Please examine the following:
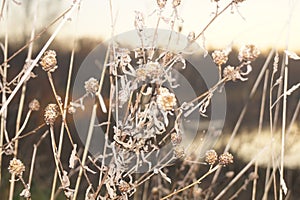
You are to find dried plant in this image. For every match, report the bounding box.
[0,0,299,200]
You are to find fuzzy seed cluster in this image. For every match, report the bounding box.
[44,104,59,126]
[8,158,25,176]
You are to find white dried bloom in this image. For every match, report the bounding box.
[84,77,99,94]
[44,104,59,126]
[146,61,164,77]
[238,44,260,62]
[68,105,76,114]
[8,158,25,177]
[29,99,40,111]
[40,50,58,72]
[157,87,177,111]
[223,65,247,81]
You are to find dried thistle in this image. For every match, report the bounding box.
[212,50,228,66]
[44,104,59,126]
[84,77,99,94]
[157,87,177,111]
[28,99,40,111]
[205,150,218,165]
[219,152,234,166]
[238,44,260,62]
[40,50,58,72]
[8,158,25,177]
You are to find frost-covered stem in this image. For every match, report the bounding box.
[49,126,63,185]
[47,72,74,145]
[73,103,97,200]
[279,67,288,200]
[50,6,79,199]
[0,0,9,186]
[0,0,81,115]
[194,1,234,41]
[162,165,220,200]
[252,70,269,200]
[14,110,32,139]
[28,131,49,187]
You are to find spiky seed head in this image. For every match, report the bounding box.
[40,50,58,72]
[8,158,25,177]
[44,104,59,126]
[219,152,234,166]
[212,50,228,66]
[205,149,218,165]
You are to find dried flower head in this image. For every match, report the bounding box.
[40,50,58,72]
[172,0,181,7]
[84,77,99,94]
[8,158,25,176]
[157,0,167,9]
[157,87,177,111]
[118,180,130,193]
[173,145,185,158]
[238,44,260,62]
[20,188,31,198]
[223,65,247,81]
[68,105,76,114]
[212,50,228,66]
[44,104,59,126]
[205,149,218,165]
[28,99,40,111]
[171,132,182,145]
[219,152,234,166]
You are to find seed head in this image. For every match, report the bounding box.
[157,0,167,9]
[157,87,177,111]
[8,158,25,177]
[118,180,130,193]
[84,77,99,94]
[212,50,228,66]
[238,44,260,62]
[173,145,185,159]
[44,104,59,126]
[28,99,40,111]
[172,0,181,7]
[40,50,58,72]
[205,150,218,165]
[171,132,182,145]
[219,152,234,166]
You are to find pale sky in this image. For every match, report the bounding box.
[1,0,300,51]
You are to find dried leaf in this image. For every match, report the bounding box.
[20,187,31,198]
[159,169,172,183]
[69,144,77,169]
